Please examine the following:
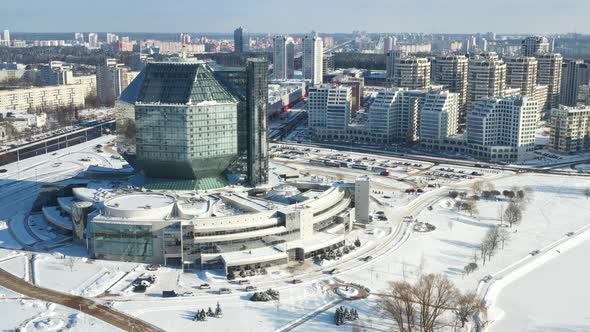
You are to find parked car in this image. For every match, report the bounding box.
[238,279,250,285]
[133,285,147,293]
[0,169,6,173]
[218,288,232,294]
[328,268,340,275]
[363,256,373,262]
[146,264,161,271]
[162,290,177,298]
[481,275,493,283]
[245,285,257,292]
[292,279,303,284]
[199,283,211,289]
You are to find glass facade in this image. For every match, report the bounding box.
[90,222,154,261]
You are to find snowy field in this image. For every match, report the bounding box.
[487,230,590,331]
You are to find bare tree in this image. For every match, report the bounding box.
[483,226,500,261]
[503,202,523,228]
[484,181,496,192]
[463,262,478,276]
[65,256,76,272]
[413,274,458,332]
[378,280,418,332]
[471,181,483,195]
[498,227,511,249]
[454,292,485,328]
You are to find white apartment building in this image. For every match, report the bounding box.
[431,55,468,112]
[466,96,537,161]
[389,56,430,89]
[303,31,323,85]
[88,33,99,48]
[466,52,506,112]
[505,56,538,96]
[419,91,460,142]
[577,85,590,106]
[308,85,352,139]
[72,75,97,98]
[536,53,563,109]
[0,85,86,111]
[549,105,590,154]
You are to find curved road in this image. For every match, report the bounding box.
[0,267,163,332]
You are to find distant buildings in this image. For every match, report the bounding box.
[87,33,99,48]
[549,105,590,154]
[0,85,86,111]
[273,35,291,80]
[521,36,550,57]
[0,29,10,46]
[39,61,74,86]
[303,31,324,85]
[74,32,84,45]
[96,58,130,106]
[233,27,249,53]
[560,60,590,106]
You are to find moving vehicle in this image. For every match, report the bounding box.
[218,288,232,294]
[199,283,211,289]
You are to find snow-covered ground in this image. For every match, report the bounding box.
[487,228,590,331]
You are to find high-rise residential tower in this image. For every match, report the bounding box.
[303,31,323,85]
[96,58,130,105]
[560,60,590,106]
[536,53,563,109]
[505,56,538,96]
[233,27,249,53]
[466,52,506,112]
[389,56,430,89]
[431,55,469,113]
[273,35,288,80]
[521,36,550,56]
[286,38,295,79]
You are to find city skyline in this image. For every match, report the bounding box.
[2,0,590,34]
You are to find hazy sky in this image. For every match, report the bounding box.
[2,0,589,34]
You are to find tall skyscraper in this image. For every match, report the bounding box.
[383,35,394,54]
[431,55,469,113]
[389,56,431,89]
[303,31,323,85]
[245,59,269,185]
[286,37,295,79]
[74,32,84,45]
[536,53,563,109]
[233,27,249,53]
[273,35,288,80]
[560,60,590,106]
[466,52,506,112]
[2,29,10,44]
[505,56,538,96]
[88,33,99,48]
[96,58,130,105]
[521,36,550,56]
[106,33,119,44]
